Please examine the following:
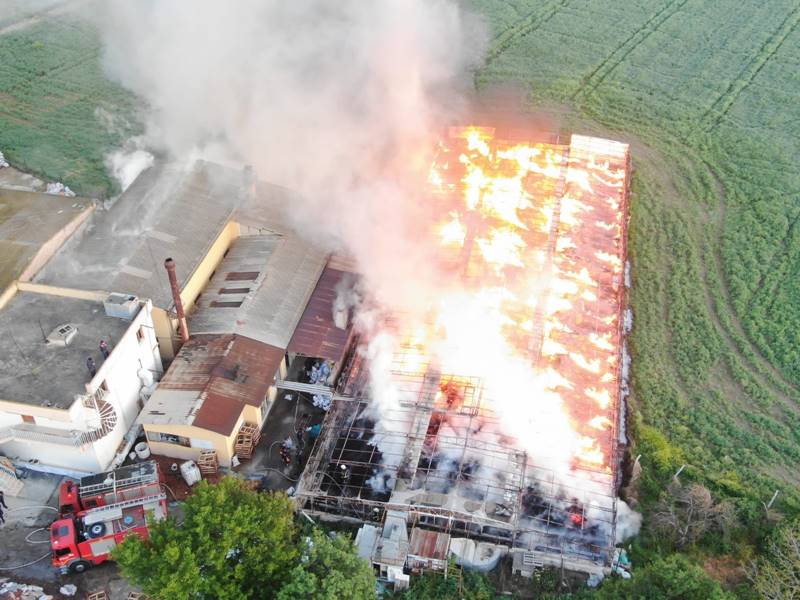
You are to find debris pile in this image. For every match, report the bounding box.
[0,578,52,600]
[45,182,76,197]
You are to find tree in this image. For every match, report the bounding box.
[395,563,496,600]
[114,477,298,600]
[749,519,800,599]
[651,479,736,548]
[276,529,375,600]
[593,554,734,600]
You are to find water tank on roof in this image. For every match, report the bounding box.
[103,293,139,319]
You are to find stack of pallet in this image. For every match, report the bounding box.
[197,450,219,474]
[234,422,261,460]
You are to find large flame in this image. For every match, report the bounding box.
[381,127,628,478]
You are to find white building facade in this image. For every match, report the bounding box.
[0,293,163,474]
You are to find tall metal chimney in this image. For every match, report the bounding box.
[164,258,189,343]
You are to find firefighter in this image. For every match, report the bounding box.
[86,356,97,377]
[279,441,292,467]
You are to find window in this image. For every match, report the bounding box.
[136,326,145,342]
[21,415,35,424]
[225,271,259,281]
[146,431,191,447]
[100,380,109,392]
[210,300,243,308]
[219,287,250,294]
[260,397,269,419]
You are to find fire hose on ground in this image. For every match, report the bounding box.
[0,505,57,571]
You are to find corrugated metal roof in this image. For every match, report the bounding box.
[287,266,352,362]
[408,528,450,561]
[148,334,284,435]
[189,232,327,349]
[36,161,243,308]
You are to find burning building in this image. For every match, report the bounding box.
[296,127,631,576]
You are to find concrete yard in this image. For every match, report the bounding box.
[238,389,327,493]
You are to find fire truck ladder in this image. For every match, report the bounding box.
[78,473,159,497]
[83,493,166,523]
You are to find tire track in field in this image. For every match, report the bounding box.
[572,0,690,101]
[700,158,800,400]
[483,0,571,67]
[700,4,800,132]
[744,210,800,311]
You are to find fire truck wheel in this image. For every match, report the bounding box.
[70,560,91,574]
[88,522,107,538]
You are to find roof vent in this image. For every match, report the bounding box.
[104,292,139,319]
[46,324,78,347]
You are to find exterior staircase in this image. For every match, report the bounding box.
[78,388,119,447]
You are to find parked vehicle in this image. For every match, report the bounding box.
[50,461,167,574]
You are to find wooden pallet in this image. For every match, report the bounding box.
[234,422,260,460]
[197,450,218,474]
[87,591,109,600]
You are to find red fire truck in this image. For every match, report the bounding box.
[50,461,167,574]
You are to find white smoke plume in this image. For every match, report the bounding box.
[96,1,636,548]
[96,0,485,314]
[615,500,643,543]
[105,143,154,193]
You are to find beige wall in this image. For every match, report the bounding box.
[0,281,18,312]
[142,420,242,467]
[16,281,107,301]
[181,220,240,314]
[18,205,94,282]
[151,220,240,359]
[151,307,177,360]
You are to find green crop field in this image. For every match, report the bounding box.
[468,0,800,567]
[0,13,140,197]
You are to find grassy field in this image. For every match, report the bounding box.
[469,0,800,555]
[0,13,140,197]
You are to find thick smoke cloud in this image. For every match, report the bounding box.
[97,0,485,312]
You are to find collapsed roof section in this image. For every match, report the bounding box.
[298,130,631,573]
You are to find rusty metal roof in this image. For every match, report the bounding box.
[287,266,353,363]
[157,334,284,435]
[408,528,450,561]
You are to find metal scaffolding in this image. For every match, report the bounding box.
[296,131,632,574]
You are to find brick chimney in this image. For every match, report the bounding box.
[164,258,189,343]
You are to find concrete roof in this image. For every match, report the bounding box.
[189,232,327,349]
[35,161,244,308]
[0,290,132,409]
[136,389,201,428]
[140,334,284,436]
[0,188,91,291]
